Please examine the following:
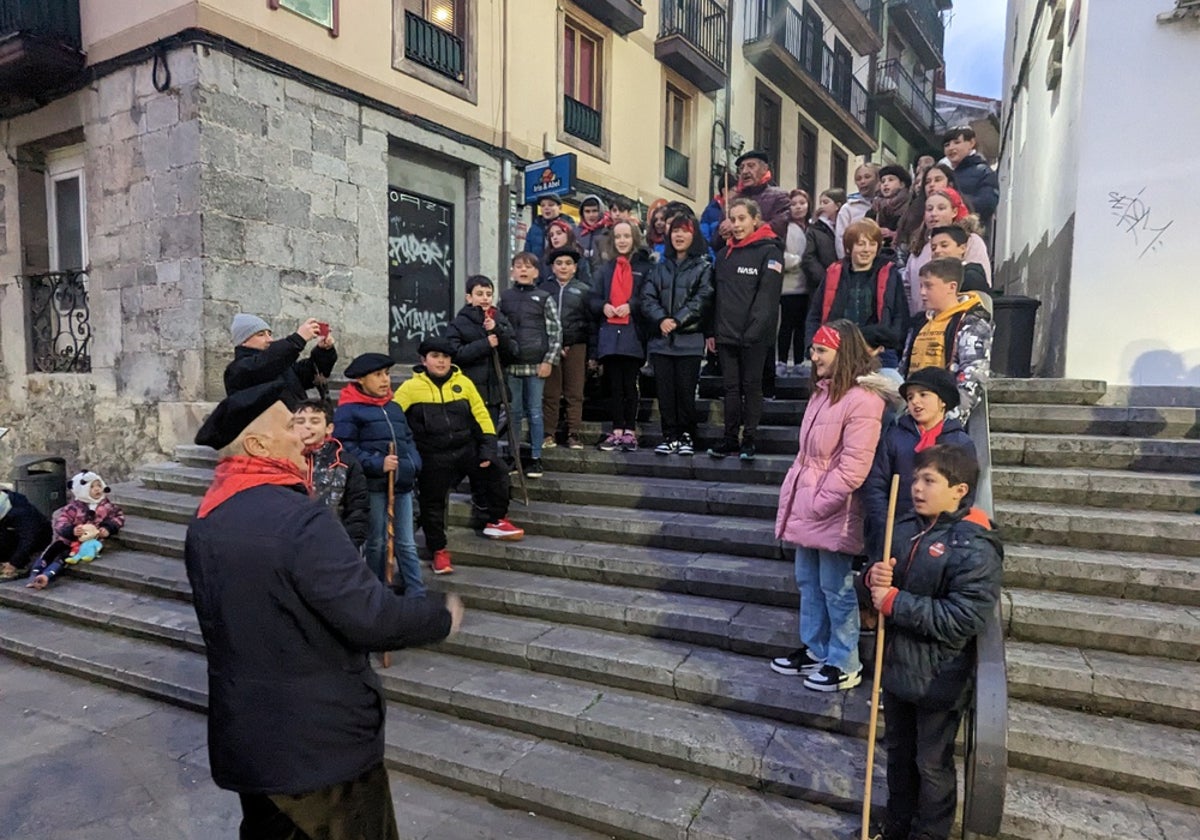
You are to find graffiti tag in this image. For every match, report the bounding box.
[390,303,447,343]
[389,234,451,274]
[1107,188,1173,259]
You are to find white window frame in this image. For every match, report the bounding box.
[45,145,88,272]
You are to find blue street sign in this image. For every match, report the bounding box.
[523,153,577,204]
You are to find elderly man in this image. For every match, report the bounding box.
[185,381,462,840]
[708,150,791,250]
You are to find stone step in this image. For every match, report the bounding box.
[996,501,1200,556]
[568,422,801,455]
[115,482,200,522]
[136,462,214,497]
[992,465,1200,513]
[1006,588,1200,661]
[991,432,1200,473]
[988,378,1107,405]
[990,403,1200,439]
[698,374,810,402]
[117,514,187,558]
[1004,543,1200,607]
[535,448,795,485]
[1006,640,1200,728]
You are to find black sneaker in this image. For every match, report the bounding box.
[803,664,863,692]
[525,458,544,479]
[676,433,695,456]
[707,440,738,459]
[739,442,756,461]
[769,648,824,676]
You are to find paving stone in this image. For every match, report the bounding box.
[523,623,692,697]
[687,783,856,840]
[759,725,884,808]
[434,610,555,669]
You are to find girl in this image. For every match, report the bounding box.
[777,189,811,376]
[646,199,669,257]
[801,188,844,298]
[903,187,991,315]
[540,219,591,287]
[590,220,654,451]
[26,471,126,590]
[772,321,896,691]
[895,163,958,263]
[708,198,784,461]
[641,214,714,456]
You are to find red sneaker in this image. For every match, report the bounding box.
[431,549,454,575]
[482,518,525,541]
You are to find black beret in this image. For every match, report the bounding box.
[195,381,291,451]
[344,352,396,379]
[879,164,913,188]
[546,247,580,264]
[900,366,960,410]
[418,336,456,358]
[735,149,771,167]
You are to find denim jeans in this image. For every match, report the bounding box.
[794,545,861,674]
[366,489,423,596]
[507,373,546,457]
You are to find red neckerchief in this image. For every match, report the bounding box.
[725,223,778,256]
[337,381,393,407]
[914,419,946,453]
[198,456,309,519]
[608,256,633,325]
[579,212,612,235]
[738,169,775,192]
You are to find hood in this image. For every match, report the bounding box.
[70,471,110,510]
[925,290,991,322]
[856,370,903,407]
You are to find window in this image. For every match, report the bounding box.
[426,0,458,32]
[267,0,339,37]
[46,148,87,271]
[753,82,781,169]
[564,21,602,110]
[796,122,817,198]
[664,85,691,187]
[830,145,848,192]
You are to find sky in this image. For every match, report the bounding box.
[942,0,1007,99]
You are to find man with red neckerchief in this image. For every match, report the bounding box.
[707,150,791,251]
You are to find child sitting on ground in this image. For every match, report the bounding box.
[864,444,1002,840]
[27,471,125,590]
[294,399,370,551]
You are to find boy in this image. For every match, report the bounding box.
[0,489,52,580]
[224,314,337,403]
[865,444,1002,840]
[835,163,879,259]
[498,252,561,479]
[867,164,912,250]
[396,337,524,574]
[576,194,614,275]
[901,258,994,424]
[928,226,989,294]
[26,471,125,591]
[943,126,999,231]
[539,248,592,450]
[446,275,519,426]
[333,354,425,587]
[526,194,572,258]
[293,399,370,550]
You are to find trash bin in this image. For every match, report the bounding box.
[990,294,1041,378]
[12,455,67,520]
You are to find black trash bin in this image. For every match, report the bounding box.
[12,455,68,520]
[990,294,1041,378]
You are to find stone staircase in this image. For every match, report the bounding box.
[1,377,1198,838]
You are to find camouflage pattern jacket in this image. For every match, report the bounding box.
[304,438,370,547]
[901,292,994,426]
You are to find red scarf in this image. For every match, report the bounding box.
[725,223,778,256]
[608,256,633,324]
[579,212,612,235]
[337,382,393,406]
[197,456,309,519]
[914,419,945,453]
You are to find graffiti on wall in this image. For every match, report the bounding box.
[388,188,454,360]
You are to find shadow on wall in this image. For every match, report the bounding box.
[994,213,1075,378]
[1128,348,1200,387]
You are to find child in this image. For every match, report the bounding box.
[540,248,592,450]
[333,354,425,587]
[498,252,561,479]
[224,314,337,403]
[397,337,524,573]
[864,444,1002,840]
[927,225,990,295]
[801,187,844,297]
[0,489,52,581]
[294,399,370,550]
[943,125,999,231]
[446,275,520,427]
[26,471,125,590]
[867,164,912,252]
[902,187,991,317]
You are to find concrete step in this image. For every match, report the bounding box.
[990,403,1200,439]
[115,482,201,522]
[991,431,1200,473]
[117,515,186,558]
[1004,543,1200,607]
[1006,640,1200,728]
[136,462,213,497]
[988,378,1107,405]
[995,500,1200,557]
[1006,588,1200,661]
[992,465,1200,513]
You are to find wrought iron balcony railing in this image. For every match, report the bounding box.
[658,0,727,71]
[564,95,602,147]
[664,146,690,187]
[404,10,465,82]
[0,0,82,48]
[875,58,940,132]
[23,269,91,373]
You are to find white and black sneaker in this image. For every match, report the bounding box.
[676,433,695,456]
[803,664,863,692]
[769,648,824,676]
[654,438,678,455]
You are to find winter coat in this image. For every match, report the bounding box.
[540,251,592,288]
[953,153,999,226]
[862,413,975,561]
[525,214,575,258]
[900,292,995,424]
[775,373,896,553]
[223,334,337,404]
[185,482,452,794]
[0,490,52,565]
[395,365,499,464]
[577,221,614,276]
[499,282,561,367]
[904,236,992,316]
[805,257,909,353]
[707,182,791,250]
[640,254,714,358]
[834,195,872,259]
[50,498,125,545]
[699,195,725,259]
[781,222,808,295]
[540,275,594,348]
[864,507,1003,709]
[712,227,784,347]
[801,218,838,296]
[589,251,653,360]
[445,304,519,406]
[333,385,421,494]
[304,438,371,547]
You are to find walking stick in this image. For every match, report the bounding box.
[861,473,901,840]
[492,347,530,506]
[382,442,396,669]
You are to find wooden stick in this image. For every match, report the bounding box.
[861,473,901,840]
[383,442,396,669]
[492,346,529,506]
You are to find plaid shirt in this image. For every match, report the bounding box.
[506,296,562,377]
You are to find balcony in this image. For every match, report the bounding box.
[872,58,945,147]
[24,269,91,373]
[0,0,85,116]
[564,95,602,147]
[664,146,690,187]
[404,10,465,82]
[655,0,727,93]
[572,0,644,35]
[889,0,946,69]
[743,0,876,155]
[813,0,883,55]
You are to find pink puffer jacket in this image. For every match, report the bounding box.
[776,373,895,554]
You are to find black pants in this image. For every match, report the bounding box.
[651,354,702,441]
[882,691,965,840]
[603,356,642,430]
[238,762,399,840]
[777,294,810,365]
[717,343,769,445]
[418,449,510,550]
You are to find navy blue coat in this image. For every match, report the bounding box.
[333,388,422,494]
[185,483,452,794]
[953,152,999,226]
[0,489,52,568]
[588,252,653,360]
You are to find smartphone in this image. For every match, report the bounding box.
[317,321,330,337]
[485,307,497,320]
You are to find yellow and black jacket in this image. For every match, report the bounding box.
[394,365,498,463]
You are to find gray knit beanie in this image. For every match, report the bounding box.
[231,313,271,346]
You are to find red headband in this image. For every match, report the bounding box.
[671,219,695,233]
[813,324,842,351]
[931,187,969,222]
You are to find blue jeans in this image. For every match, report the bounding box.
[794,545,861,674]
[367,489,423,596]
[507,374,545,457]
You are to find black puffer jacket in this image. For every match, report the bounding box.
[224,334,337,403]
[540,276,593,348]
[446,304,518,406]
[953,152,999,225]
[640,254,714,357]
[499,282,557,366]
[801,218,838,295]
[865,508,1003,710]
[395,366,499,464]
[711,227,784,347]
[0,489,52,568]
